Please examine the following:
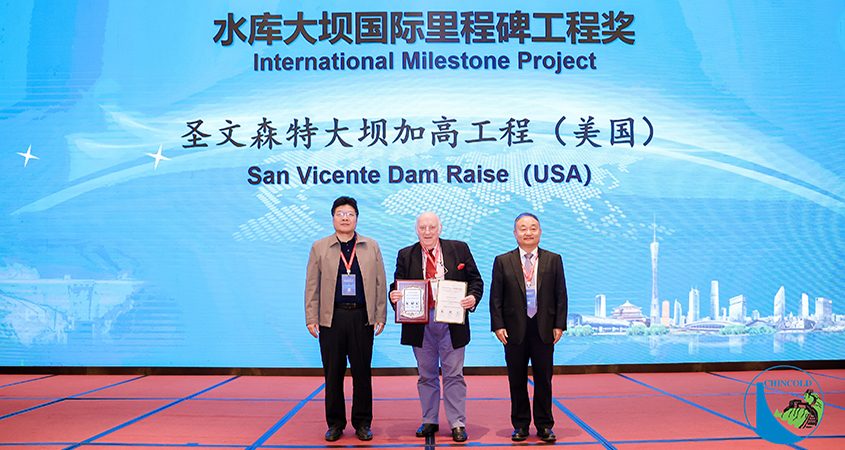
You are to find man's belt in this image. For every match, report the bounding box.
[335,302,364,310]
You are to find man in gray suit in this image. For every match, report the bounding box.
[305,196,387,442]
[490,213,568,443]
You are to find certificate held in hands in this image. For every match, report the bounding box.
[395,279,429,324]
[434,279,468,325]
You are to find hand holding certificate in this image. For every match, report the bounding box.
[434,279,468,324]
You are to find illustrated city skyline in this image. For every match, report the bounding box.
[572,220,841,334]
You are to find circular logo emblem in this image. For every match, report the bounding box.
[743,365,824,445]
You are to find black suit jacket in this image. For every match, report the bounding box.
[390,239,484,349]
[490,247,568,345]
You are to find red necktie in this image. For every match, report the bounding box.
[426,248,436,309]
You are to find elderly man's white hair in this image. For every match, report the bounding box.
[415,211,442,229]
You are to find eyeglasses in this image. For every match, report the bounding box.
[334,211,357,218]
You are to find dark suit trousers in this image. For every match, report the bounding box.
[319,307,374,429]
[504,316,554,430]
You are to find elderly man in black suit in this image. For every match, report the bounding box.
[389,212,483,442]
[490,212,568,443]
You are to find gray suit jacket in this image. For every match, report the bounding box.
[305,233,387,327]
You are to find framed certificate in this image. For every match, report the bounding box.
[434,279,467,324]
[395,279,429,324]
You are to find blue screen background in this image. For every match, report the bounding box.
[1,1,843,367]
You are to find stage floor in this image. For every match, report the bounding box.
[0,370,841,449]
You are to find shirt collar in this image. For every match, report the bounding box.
[518,246,538,260]
[332,232,359,247]
[420,240,440,255]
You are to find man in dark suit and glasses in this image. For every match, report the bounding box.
[490,213,568,443]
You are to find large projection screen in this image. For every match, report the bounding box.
[1,1,843,368]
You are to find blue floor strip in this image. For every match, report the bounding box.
[1,373,838,449]
[0,397,68,421]
[0,444,75,447]
[6,435,840,449]
[64,376,239,450]
[194,397,306,402]
[260,445,444,449]
[442,443,605,448]
[0,375,146,421]
[610,434,845,445]
[618,373,753,429]
[4,436,844,448]
[707,372,845,411]
[614,436,764,444]
[68,397,301,402]
[68,397,185,401]
[13,390,815,402]
[246,383,325,450]
[261,444,598,449]
[809,371,845,382]
[83,444,243,448]
[551,398,615,449]
[617,373,806,450]
[527,378,614,449]
[0,374,55,389]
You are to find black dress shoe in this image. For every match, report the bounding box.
[537,427,557,443]
[451,426,467,442]
[511,427,529,442]
[416,423,439,437]
[355,425,373,441]
[325,426,343,442]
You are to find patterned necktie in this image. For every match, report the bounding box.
[426,248,436,309]
[525,252,537,318]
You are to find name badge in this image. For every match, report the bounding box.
[526,288,537,310]
[341,274,357,296]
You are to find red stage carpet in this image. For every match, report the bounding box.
[0,371,841,449]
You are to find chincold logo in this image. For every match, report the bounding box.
[743,365,825,445]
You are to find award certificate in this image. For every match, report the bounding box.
[434,280,467,324]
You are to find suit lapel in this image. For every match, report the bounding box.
[535,247,544,294]
[409,242,424,279]
[509,249,526,296]
[440,239,457,279]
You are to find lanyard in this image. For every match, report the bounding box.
[338,238,357,275]
[423,245,440,280]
